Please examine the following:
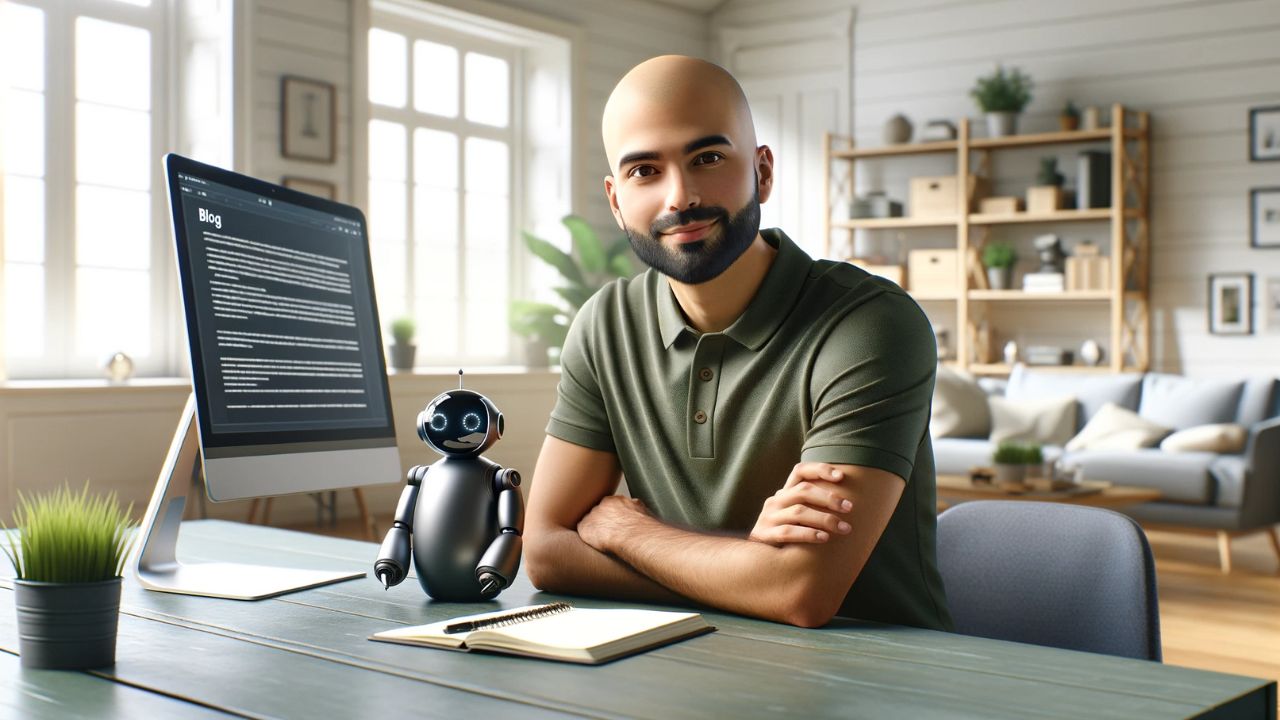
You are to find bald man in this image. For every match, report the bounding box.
[524,56,951,630]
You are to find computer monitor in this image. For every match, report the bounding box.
[133,154,402,600]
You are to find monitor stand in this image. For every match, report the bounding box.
[134,395,365,600]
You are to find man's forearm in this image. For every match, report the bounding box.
[525,526,687,605]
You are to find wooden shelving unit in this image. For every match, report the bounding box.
[823,103,1151,375]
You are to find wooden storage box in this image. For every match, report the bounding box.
[909,175,990,218]
[1026,186,1065,214]
[978,196,1024,215]
[852,262,906,288]
[907,249,959,294]
[1065,254,1111,291]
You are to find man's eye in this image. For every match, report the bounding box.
[693,152,724,166]
[627,165,657,178]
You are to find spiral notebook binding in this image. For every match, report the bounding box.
[470,602,573,631]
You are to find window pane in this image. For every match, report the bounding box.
[464,137,508,194]
[465,191,508,248]
[77,102,150,190]
[464,52,509,128]
[4,262,44,359]
[76,17,150,111]
[464,189,508,358]
[463,298,507,358]
[4,175,45,263]
[413,128,457,190]
[76,267,150,358]
[368,120,406,182]
[4,89,45,177]
[413,40,458,118]
[370,237,406,324]
[2,3,45,91]
[414,187,458,300]
[77,185,150,270]
[368,29,407,108]
[367,179,406,242]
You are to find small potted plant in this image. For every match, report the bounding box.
[1060,101,1080,131]
[3,484,136,669]
[992,441,1042,486]
[982,242,1017,290]
[969,64,1033,138]
[388,316,416,371]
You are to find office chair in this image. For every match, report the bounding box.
[937,500,1162,661]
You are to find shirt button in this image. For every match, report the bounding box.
[693,410,708,424]
[698,367,714,382]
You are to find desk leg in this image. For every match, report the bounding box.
[1217,531,1232,574]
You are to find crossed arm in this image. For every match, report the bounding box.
[523,436,906,628]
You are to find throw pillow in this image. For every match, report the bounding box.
[988,395,1077,446]
[1160,423,1248,454]
[931,365,991,439]
[1065,402,1172,452]
[1138,374,1245,431]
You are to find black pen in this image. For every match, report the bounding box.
[444,602,572,634]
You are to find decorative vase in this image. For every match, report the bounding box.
[1002,340,1019,366]
[883,114,913,144]
[523,338,550,368]
[1059,116,1079,132]
[993,463,1027,486]
[987,266,1012,290]
[15,577,122,669]
[389,343,416,371]
[985,111,1018,137]
[1081,106,1101,130]
[1080,339,1104,366]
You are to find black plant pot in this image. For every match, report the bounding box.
[389,343,416,371]
[15,577,122,669]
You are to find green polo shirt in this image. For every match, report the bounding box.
[546,228,952,631]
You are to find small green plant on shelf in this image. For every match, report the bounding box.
[982,242,1017,269]
[390,317,416,346]
[969,65,1033,114]
[992,441,1043,466]
[2,484,136,584]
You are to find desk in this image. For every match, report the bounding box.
[936,474,1163,508]
[2,520,1274,719]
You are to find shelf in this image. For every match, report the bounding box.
[969,128,1113,150]
[834,217,957,230]
[969,208,1113,225]
[968,363,1123,376]
[968,290,1112,302]
[912,293,960,302]
[832,140,958,159]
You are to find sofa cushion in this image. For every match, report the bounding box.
[989,395,1077,446]
[1006,364,1142,431]
[1159,423,1247,454]
[1238,376,1278,426]
[1065,403,1171,452]
[931,438,1063,476]
[1138,373,1244,431]
[1062,449,1217,504]
[931,365,991,439]
[1209,455,1248,508]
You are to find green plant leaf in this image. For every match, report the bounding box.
[606,240,635,277]
[562,215,606,275]
[523,231,585,286]
[3,482,136,583]
[554,285,596,310]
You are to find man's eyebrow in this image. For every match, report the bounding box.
[617,150,660,169]
[616,135,734,171]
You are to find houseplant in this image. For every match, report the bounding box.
[992,441,1043,486]
[982,242,1017,290]
[3,484,136,669]
[969,65,1033,137]
[388,316,416,371]
[1059,101,1080,131]
[510,215,635,366]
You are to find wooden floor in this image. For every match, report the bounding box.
[281,515,1280,690]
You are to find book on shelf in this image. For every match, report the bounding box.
[1023,272,1065,292]
[369,602,714,665]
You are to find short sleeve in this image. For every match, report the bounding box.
[545,292,616,452]
[800,288,936,481]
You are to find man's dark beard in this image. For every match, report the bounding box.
[623,190,761,285]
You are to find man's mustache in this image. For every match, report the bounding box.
[650,206,728,235]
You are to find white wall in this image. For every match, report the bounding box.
[714,0,1280,376]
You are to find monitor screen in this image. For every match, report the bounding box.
[165,154,398,480]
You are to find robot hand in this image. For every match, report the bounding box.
[373,465,425,589]
[475,468,523,598]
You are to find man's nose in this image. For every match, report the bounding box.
[665,170,700,212]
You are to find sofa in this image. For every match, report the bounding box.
[931,364,1280,572]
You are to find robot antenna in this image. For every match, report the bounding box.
[458,369,464,389]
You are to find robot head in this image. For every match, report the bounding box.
[417,389,503,457]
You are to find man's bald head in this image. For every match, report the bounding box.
[602,55,757,172]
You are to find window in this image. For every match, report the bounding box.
[2,0,170,378]
[366,3,572,366]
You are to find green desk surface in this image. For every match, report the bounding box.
[1,520,1274,719]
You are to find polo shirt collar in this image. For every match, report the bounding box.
[655,228,810,351]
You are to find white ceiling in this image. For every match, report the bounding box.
[646,0,729,14]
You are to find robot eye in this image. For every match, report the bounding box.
[462,412,481,432]
[430,412,448,431]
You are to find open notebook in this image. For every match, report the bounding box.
[370,602,713,665]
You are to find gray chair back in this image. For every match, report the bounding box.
[937,501,1161,661]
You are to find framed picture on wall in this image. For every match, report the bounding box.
[1251,187,1280,248]
[1208,273,1253,335]
[1267,277,1280,333]
[281,76,335,163]
[283,176,337,200]
[1249,106,1280,161]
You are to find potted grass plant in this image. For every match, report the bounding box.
[992,442,1044,486]
[969,64,1033,137]
[2,484,136,669]
[982,242,1017,290]
[388,316,417,371]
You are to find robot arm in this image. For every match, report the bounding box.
[475,468,524,598]
[373,465,427,589]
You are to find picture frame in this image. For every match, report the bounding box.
[282,176,337,200]
[281,76,335,163]
[1267,277,1280,333]
[1208,273,1253,336]
[1249,105,1280,162]
[1250,187,1280,249]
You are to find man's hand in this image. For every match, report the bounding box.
[748,463,854,545]
[577,496,653,554]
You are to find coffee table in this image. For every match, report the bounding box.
[936,474,1161,510]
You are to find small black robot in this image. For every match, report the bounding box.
[374,371,524,600]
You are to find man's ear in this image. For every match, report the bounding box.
[603,175,626,230]
[755,145,775,204]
